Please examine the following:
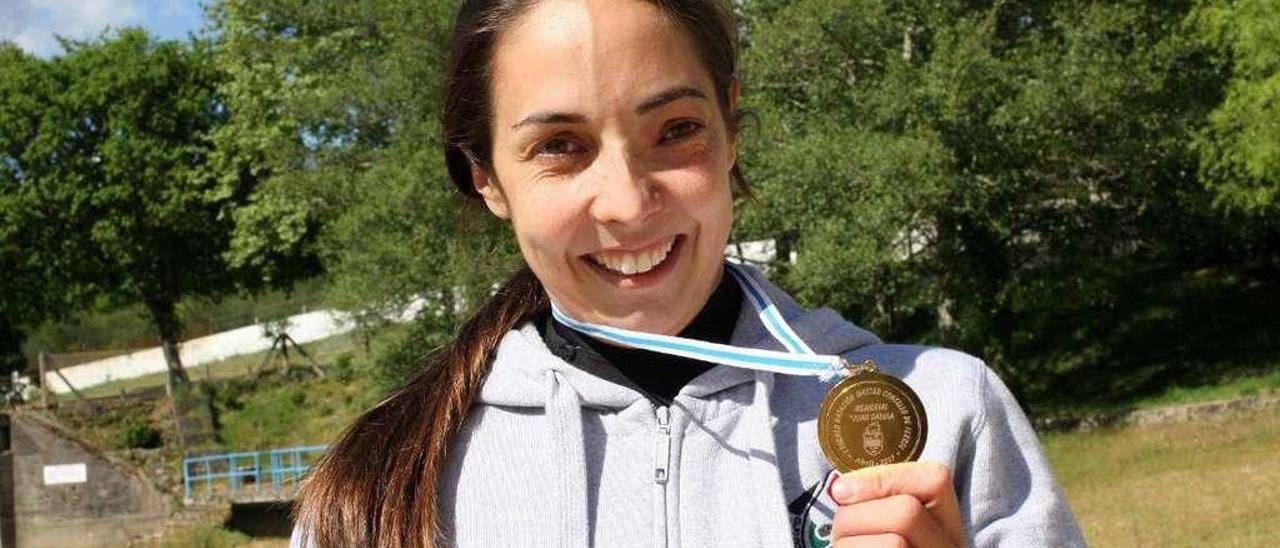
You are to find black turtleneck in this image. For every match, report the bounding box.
[539,268,743,406]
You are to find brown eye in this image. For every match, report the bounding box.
[534,136,586,156]
[660,120,703,143]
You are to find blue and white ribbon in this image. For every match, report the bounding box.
[549,262,847,381]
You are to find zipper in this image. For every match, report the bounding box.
[654,405,672,484]
[653,405,672,548]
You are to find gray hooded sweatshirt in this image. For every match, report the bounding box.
[295,265,1085,547]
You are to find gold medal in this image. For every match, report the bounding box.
[818,359,927,472]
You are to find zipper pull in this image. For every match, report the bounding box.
[654,406,671,484]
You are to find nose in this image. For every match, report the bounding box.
[587,145,660,225]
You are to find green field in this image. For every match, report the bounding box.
[1045,405,1280,547]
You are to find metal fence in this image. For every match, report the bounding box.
[182,445,328,503]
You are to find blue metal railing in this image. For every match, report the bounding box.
[183,445,328,502]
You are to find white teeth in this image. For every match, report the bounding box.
[637,250,655,271]
[591,238,676,276]
[629,254,647,275]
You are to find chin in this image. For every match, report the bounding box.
[547,244,723,335]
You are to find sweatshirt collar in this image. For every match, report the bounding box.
[476,263,881,410]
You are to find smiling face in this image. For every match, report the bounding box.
[472,0,739,335]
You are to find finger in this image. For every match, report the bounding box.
[833,461,951,506]
[832,461,965,547]
[833,533,911,548]
[832,494,952,548]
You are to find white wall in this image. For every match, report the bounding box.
[43,310,359,394]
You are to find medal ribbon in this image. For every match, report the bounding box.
[548,262,847,381]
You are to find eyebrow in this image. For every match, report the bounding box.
[635,86,707,115]
[510,112,586,130]
[509,86,708,131]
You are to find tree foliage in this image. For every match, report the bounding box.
[209,0,515,323]
[0,31,305,389]
[1190,0,1280,216]
[736,0,1268,394]
[0,45,58,375]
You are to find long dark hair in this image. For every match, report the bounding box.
[294,1,743,546]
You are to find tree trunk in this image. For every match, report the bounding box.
[145,297,190,394]
[936,297,957,345]
[902,25,914,63]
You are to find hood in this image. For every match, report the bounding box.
[475,263,881,409]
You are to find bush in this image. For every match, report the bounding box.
[120,417,163,449]
[161,524,250,548]
[331,352,356,382]
[371,313,454,391]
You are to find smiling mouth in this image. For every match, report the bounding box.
[587,236,679,276]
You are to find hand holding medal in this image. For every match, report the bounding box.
[813,347,962,546]
[816,356,963,546]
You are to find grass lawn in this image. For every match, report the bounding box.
[1044,405,1280,547]
[159,523,287,548]
[212,362,383,450]
[209,322,412,450]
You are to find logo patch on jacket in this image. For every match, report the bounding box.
[789,469,839,548]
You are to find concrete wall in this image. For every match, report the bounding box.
[44,309,362,394]
[3,411,172,547]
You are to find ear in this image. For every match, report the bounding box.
[728,79,740,117]
[471,162,511,219]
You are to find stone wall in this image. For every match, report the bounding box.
[3,410,172,547]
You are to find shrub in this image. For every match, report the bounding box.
[372,314,453,391]
[121,418,163,449]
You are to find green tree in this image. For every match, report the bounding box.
[209,0,513,329]
[738,0,1235,395]
[0,45,57,377]
[1191,0,1280,217]
[0,31,302,393]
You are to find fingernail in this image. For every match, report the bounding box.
[831,476,858,501]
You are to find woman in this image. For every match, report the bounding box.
[292,0,1085,546]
